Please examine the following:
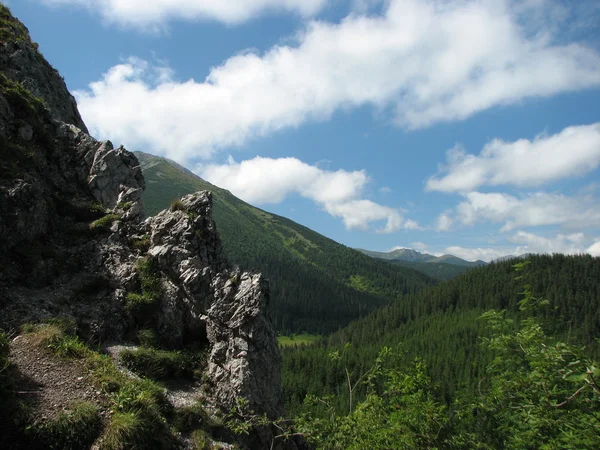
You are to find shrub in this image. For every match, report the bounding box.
[169,199,186,212]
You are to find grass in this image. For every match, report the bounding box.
[21,324,178,448]
[90,213,120,231]
[120,347,199,380]
[131,235,151,252]
[31,401,102,450]
[137,328,159,348]
[124,257,162,327]
[170,199,186,212]
[277,333,321,347]
[117,201,133,211]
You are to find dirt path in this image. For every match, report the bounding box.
[9,334,110,423]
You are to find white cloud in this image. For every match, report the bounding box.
[509,231,593,255]
[443,246,509,262]
[410,241,429,252]
[427,123,600,192]
[74,0,600,162]
[379,186,392,193]
[38,0,327,27]
[435,213,454,231]
[200,156,410,233]
[588,241,600,256]
[455,191,600,232]
[429,231,599,262]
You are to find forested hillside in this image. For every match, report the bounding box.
[282,254,600,414]
[383,260,472,280]
[135,152,435,333]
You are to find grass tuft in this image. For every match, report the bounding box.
[31,401,102,450]
[90,213,120,231]
[120,347,200,380]
[169,199,186,212]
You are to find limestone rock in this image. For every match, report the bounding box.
[207,272,282,419]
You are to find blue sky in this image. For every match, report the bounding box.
[9,0,600,260]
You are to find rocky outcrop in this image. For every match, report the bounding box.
[0,5,283,428]
[206,271,282,419]
[141,192,282,418]
[0,7,88,131]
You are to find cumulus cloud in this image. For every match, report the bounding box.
[435,213,454,231]
[455,191,600,232]
[74,0,600,162]
[200,156,412,233]
[588,241,600,256]
[427,123,600,192]
[430,232,599,262]
[38,0,327,26]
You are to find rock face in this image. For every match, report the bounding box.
[0,4,282,423]
[142,192,282,418]
[206,271,282,418]
[0,8,88,132]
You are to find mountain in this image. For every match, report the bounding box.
[356,247,487,270]
[0,5,289,448]
[282,253,600,413]
[134,151,435,334]
[384,260,472,281]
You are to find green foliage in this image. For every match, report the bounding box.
[169,199,186,211]
[295,348,452,449]
[120,347,202,380]
[386,259,472,281]
[136,152,435,334]
[283,254,600,416]
[463,282,600,449]
[30,401,102,450]
[90,213,120,231]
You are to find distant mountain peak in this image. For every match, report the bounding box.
[356,248,488,267]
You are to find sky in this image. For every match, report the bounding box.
[8,0,600,261]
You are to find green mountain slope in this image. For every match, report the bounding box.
[385,260,471,280]
[282,254,600,412]
[134,152,435,334]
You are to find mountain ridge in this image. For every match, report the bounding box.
[134,151,436,333]
[356,247,488,267]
